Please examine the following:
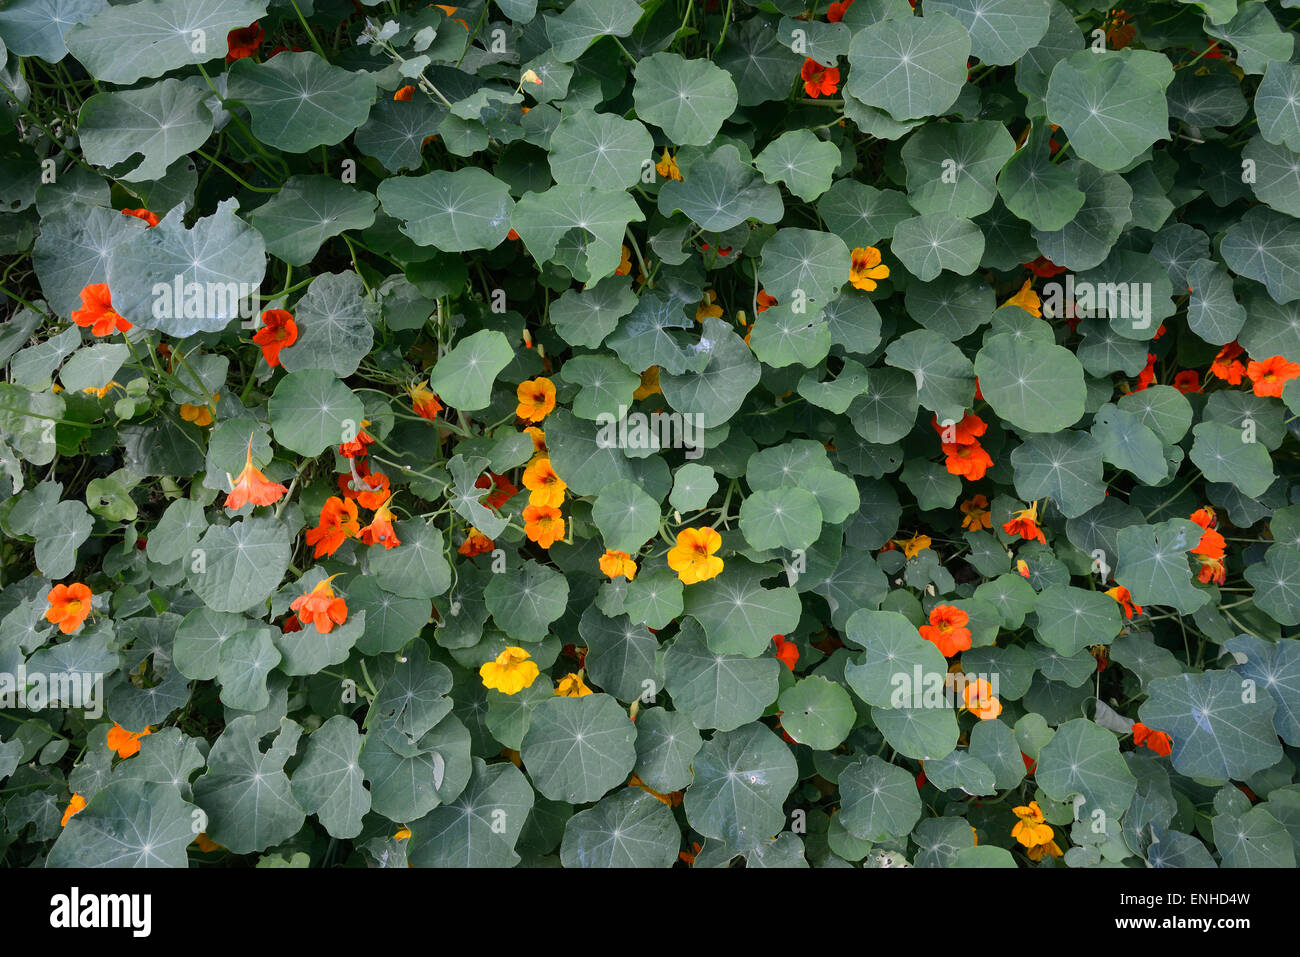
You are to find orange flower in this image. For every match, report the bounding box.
[523,504,565,548]
[304,497,361,557]
[1172,370,1201,394]
[633,366,662,400]
[193,833,224,852]
[359,500,401,549]
[393,85,415,101]
[1106,585,1142,619]
[290,576,349,634]
[599,549,638,581]
[615,245,633,276]
[507,228,520,241]
[696,290,724,322]
[225,21,263,62]
[667,527,724,584]
[932,411,987,445]
[1003,500,1047,544]
[252,309,297,367]
[1190,506,1216,530]
[919,605,972,657]
[355,472,391,510]
[516,377,556,422]
[409,380,444,421]
[962,678,1002,720]
[106,722,152,758]
[45,582,93,634]
[801,58,840,97]
[1196,554,1227,585]
[339,422,374,459]
[1016,559,1030,578]
[1023,256,1066,278]
[826,0,854,21]
[1209,342,1247,385]
[179,396,217,427]
[225,441,288,510]
[61,794,86,827]
[772,634,798,671]
[960,495,992,531]
[476,472,519,510]
[756,289,777,313]
[943,441,993,481]
[1001,278,1041,317]
[121,207,159,227]
[1134,352,1157,391]
[1026,839,1064,861]
[849,246,889,291]
[71,283,132,336]
[1246,355,1300,398]
[1132,722,1172,757]
[1189,509,1225,560]
[522,456,566,507]
[459,528,495,556]
[628,773,682,806]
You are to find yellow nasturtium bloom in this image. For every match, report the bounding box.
[1001,278,1042,317]
[656,148,682,182]
[849,246,889,291]
[522,456,566,508]
[515,377,556,423]
[667,527,724,585]
[1010,801,1055,848]
[479,646,540,695]
[633,366,662,400]
[892,532,931,559]
[599,549,638,581]
[555,672,593,697]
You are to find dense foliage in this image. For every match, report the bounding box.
[1,0,1299,868]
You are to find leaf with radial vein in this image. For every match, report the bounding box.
[844,12,971,121]
[1031,162,1133,271]
[929,0,1050,66]
[521,694,637,804]
[605,290,708,377]
[1185,258,1246,345]
[778,676,855,749]
[561,789,680,868]
[354,98,447,173]
[549,276,638,349]
[891,214,984,281]
[658,145,784,232]
[268,368,364,457]
[975,333,1086,433]
[759,228,850,306]
[592,480,661,554]
[485,559,569,643]
[579,606,661,704]
[633,52,738,146]
[427,330,514,411]
[277,271,375,378]
[661,317,761,429]
[64,0,267,85]
[548,112,653,190]
[838,754,922,842]
[1033,585,1123,656]
[1036,718,1136,818]
[843,609,949,708]
[32,204,143,317]
[632,707,701,793]
[662,619,781,731]
[46,780,196,868]
[544,0,644,61]
[511,185,645,283]
[884,328,975,421]
[739,487,823,552]
[1009,430,1107,519]
[192,716,304,855]
[1140,671,1283,781]
[0,0,107,62]
[1205,1,1294,76]
[754,130,841,202]
[1220,206,1300,305]
[1046,50,1173,171]
[1114,519,1210,613]
[1226,634,1300,745]
[1189,421,1275,498]
[683,560,802,657]
[1244,545,1300,626]
[227,51,376,153]
[186,518,291,614]
[996,123,1085,230]
[684,722,797,851]
[290,715,369,840]
[1091,404,1167,486]
[901,120,1017,218]
[249,176,377,267]
[377,168,513,252]
[1256,60,1300,152]
[78,79,213,183]
[106,199,266,336]
[407,758,533,868]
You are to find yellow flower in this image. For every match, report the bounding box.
[524,426,547,452]
[1026,840,1063,861]
[82,380,121,399]
[599,549,638,581]
[615,244,633,276]
[667,526,724,585]
[1001,278,1041,317]
[696,290,723,322]
[515,377,556,423]
[1011,801,1056,848]
[393,827,412,840]
[521,68,542,86]
[555,672,593,697]
[655,147,682,182]
[179,394,218,427]
[192,832,224,852]
[892,532,932,559]
[849,246,890,291]
[522,455,566,508]
[633,366,662,400]
[479,646,541,695]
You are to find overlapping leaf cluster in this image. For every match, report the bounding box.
[0,0,1298,868]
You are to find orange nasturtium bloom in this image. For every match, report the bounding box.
[1003,500,1047,544]
[1010,801,1055,848]
[1247,355,1300,398]
[1106,585,1143,620]
[849,246,890,291]
[179,393,219,427]
[45,582,93,634]
[522,456,566,508]
[71,283,132,336]
[960,495,992,531]
[801,58,840,97]
[354,472,392,511]
[599,549,638,581]
[667,527,724,585]
[339,421,375,459]
[305,496,362,558]
[892,532,932,560]
[524,426,547,452]
[555,672,593,697]
[409,380,444,421]
[1132,722,1173,757]
[252,309,297,367]
[772,634,799,671]
[523,504,565,548]
[1209,341,1247,384]
[932,411,988,445]
[962,678,1002,721]
[1196,553,1227,586]
[756,289,777,313]
[193,833,224,852]
[827,0,854,21]
[225,21,264,62]
[1189,507,1226,560]
[359,500,401,549]
[106,722,152,758]
[393,84,415,101]
[615,244,633,276]
[291,576,350,634]
[516,377,557,422]
[656,148,683,182]
[1001,278,1042,317]
[696,290,723,322]
[943,440,994,481]
[633,366,662,400]
[919,604,972,657]
[224,441,288,510]
[479,646,540,695]
[459,528,495,556]
[61,794,87,827]
[121,207,159,227]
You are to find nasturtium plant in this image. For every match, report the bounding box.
[0,0,1296,874]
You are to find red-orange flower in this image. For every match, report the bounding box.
[252,309,297,367]
[355,472,391,510]
[71,283,132,336]
[393,85,415,101]
[225,441,288,510]
[1106,585,1142,620]
[459,528,495,556]
[476,472,519,510]
[1247,355,1300,398]
[960,495,992,531]
[1133,352,1157,391]
[826,0,854,21]
[338,423,374,459]
[1189,507,1225,560]
[304,497,361,558]
[121,207,159,227]
[409,380,444,421]
[106,722,152,758]
[61,794,87,826]
[45,582,92,634]
[801,58,840,97]
[291,576,349,634]
[359,501,401,549]
[772,634,799,671]
[943,441,993,481]
[1172,370,1201,394]
[932,411,987,445]
[919,605,972,658]
[226,22,264,62]
[756,289,777,313]
[1196,554,1227,586]
[1023,255,1067,278]
[1132,722,1172,757]
[1003,500,1047,544]
[1209,342,1247,385]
